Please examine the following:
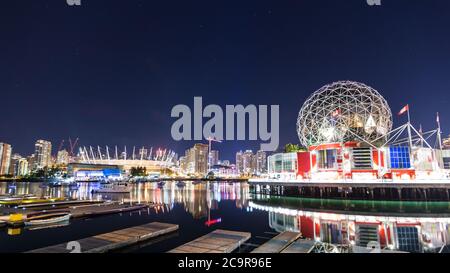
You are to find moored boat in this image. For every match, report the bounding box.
[24,213,71,226]
[176,181,186,188]
[92,182,131,193]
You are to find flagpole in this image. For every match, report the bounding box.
[406,104,413,149]
[437,112,442,150]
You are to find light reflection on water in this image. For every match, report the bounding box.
[1,182,450,253]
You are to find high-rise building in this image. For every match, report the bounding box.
[0,143,12,176]
[236,150,244,174]
[34,140,52,170]
[185,144,209,175]
[209,150,219,167]
[179,156,187,172]
[10,154,29,177]
[27,154,36,172]
[56,149,69,165]
[256,150,267,174]
[243,150,254,174]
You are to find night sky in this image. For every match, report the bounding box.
[1,0,450,161]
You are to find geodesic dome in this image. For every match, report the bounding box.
[297,81,393,147]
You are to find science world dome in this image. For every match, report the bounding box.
[296,81,393,147]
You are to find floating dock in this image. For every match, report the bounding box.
[27,222,178,253]
[280,239,316,253]
[168,229,251,253]
[59,202,150,219]
[251,231,301,253]
[3,202,151,227]
[17,200,104,209]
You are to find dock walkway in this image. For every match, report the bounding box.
[27,222,178,253]
[168,229,251,253]
[280,239,316,253]
[251,231,301,253]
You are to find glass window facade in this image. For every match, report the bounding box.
[317,149,338,169]
[389,146,411,169]
[268,153,297,174]
[396,226,421,253]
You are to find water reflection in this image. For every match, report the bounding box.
[250,195,450,253]
[0,181,250,220]
[1,182,450,253]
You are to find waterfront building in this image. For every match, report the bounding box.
[0,142,12,176]
[27,154,36,172]
[210,163,238,178]
[56,149,69,165]
[67,163,121,181]
[184,143,209,175]
[77,145,175,174]
[209,150,219,167]
[10,154,29,177]
[259,81,449,182]
[242,150,254,175]
[235,151,244,174]
[34,139,52,170]
[179,156,187,173]
[256,150,267,174]
[9,153,29,177]
[267,152,298,180]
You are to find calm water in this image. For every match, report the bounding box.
[1,181,450,253]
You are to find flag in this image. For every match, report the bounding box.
[331,109,341,117]
[398,104,409,116]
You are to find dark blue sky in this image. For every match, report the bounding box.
[1,0,450,161]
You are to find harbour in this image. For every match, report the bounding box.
[1,181,450,253]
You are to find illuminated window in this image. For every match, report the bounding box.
[318,149,338,169]
[389,146,411,169]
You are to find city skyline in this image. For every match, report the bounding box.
[1,1,450,160]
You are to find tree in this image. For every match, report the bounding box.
[130,167,147,177]
[283,143,306,153]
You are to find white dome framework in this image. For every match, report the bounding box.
[297,81,393,147]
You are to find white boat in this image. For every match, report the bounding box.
[92,182,131,193]
[25,213,71,226]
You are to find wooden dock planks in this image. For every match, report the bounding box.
[168,229,251,253]
[251,231,301,253]
[26,222,178,253]
[280,239,316,253]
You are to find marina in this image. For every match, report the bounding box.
[1,181,449,253]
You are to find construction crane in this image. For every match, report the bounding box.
[68,137,79,156]
[57,139,65,152]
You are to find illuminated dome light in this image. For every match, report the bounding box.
[297,81,393,147]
